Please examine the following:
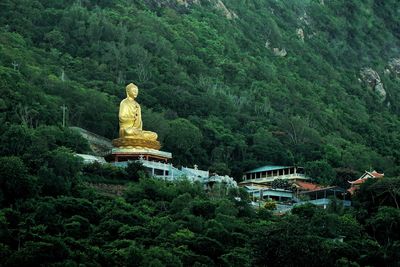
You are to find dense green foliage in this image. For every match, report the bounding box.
[1,0,400,266]
[1,0,400,180]
[1,154,400,266]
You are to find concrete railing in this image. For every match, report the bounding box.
[244,173,309,183]
[138,159,171,170]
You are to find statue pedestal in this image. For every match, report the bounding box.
[106,147,172,163]
[112,137,161,150]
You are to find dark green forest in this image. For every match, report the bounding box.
[1,0,400,179]
[1,0,400,266]
[1,155,400,266]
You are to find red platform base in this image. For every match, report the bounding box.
[105,148,172,163]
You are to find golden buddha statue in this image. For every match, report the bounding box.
[112,83,160,150]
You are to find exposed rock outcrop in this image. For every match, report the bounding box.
[388,58,400,76]
[265,40,287,57]
[296,28,304,42]
[152,0,238,19]
[273,48,287,57]
[213,0,238,19]
[70,127,113,156]
[176,0,200,7]
[360,68,387,102]
[298,11,310,26]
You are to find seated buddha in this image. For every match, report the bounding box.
[112,83,160,149]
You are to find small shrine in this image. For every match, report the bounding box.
[347,170,384,194]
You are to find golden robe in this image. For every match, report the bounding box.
[118,98,157,141]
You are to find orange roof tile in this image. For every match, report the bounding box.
[370,171,384,178]
[349,170,384,185]
[349,178,368,185]
[295,181,322,191]
[347,187,357,194]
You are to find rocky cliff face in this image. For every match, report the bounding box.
[212,0,237,19]
[360,68,387,102]
[146,0,237,19]
[388,58,400,76]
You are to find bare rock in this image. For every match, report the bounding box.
[296,28,304,42]
[176,0,200,7]
[175,0,237,19]
[388,58,400,76]
[374,83,387,102]
[273,48,287,57]
[213,0,238,19]
[360,68,387,102]
[360,68,381,86]
[298,11,310,26]
[265,41,287,57]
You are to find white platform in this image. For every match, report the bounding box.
[111,147,172,159]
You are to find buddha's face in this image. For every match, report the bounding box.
[127,85,138,99]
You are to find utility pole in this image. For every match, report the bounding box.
[61,69,65,82]
[12,61,19,71]
[61,104,68,127]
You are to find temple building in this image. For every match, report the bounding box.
[112,159,237,187]
[293,181,348,208]
[241,165,309,185]
[240,165,350,210]
[242,180,349,208]
[348,170,384,194]
[240,166,308,203]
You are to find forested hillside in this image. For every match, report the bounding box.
[1,0,400,180]
[1,1,400,266]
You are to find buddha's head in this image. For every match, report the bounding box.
[126,83,138,99]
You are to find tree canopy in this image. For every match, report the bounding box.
[1,0,400,266]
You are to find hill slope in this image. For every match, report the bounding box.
[1,0,400,180]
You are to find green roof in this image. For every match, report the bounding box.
[246,165,291,174]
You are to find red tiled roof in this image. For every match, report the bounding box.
[349,170,384,185]
[349,178,368,185]
[347,170,384,194]
[295,181,322,191]
[370,171,384,178]
[347,186,357,194]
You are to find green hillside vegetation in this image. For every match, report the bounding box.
[1,0,400,180]
[1,155,400,266]
[1,0,400,265]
